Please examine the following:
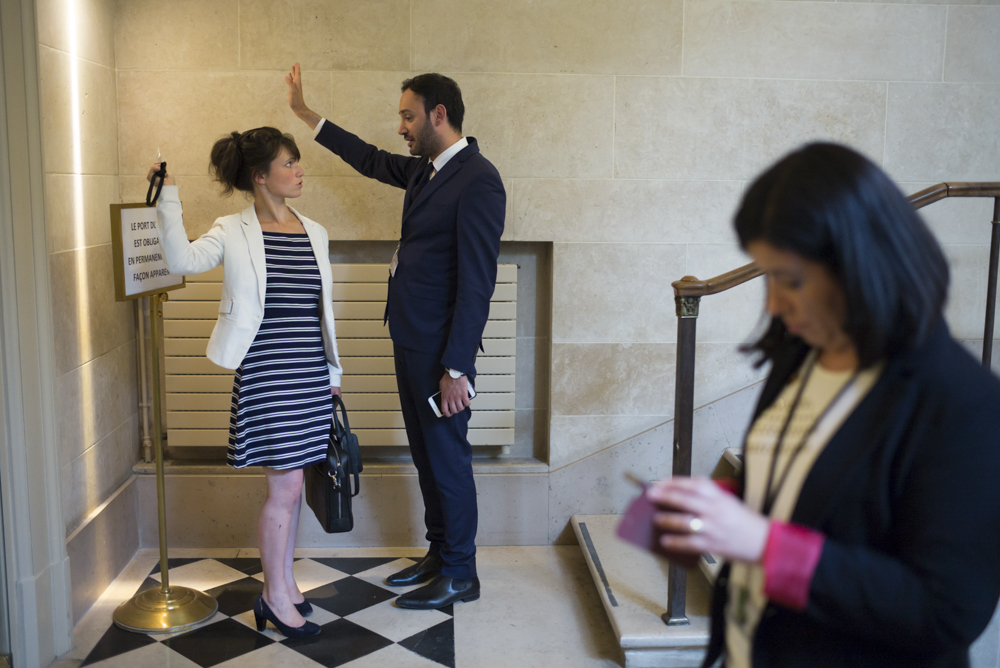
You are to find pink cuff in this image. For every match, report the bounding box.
[713,478,741,496]
[762,521,825,611]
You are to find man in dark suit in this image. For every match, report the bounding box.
[286,64,505,610]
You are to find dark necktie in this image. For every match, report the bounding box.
[410,161,435,201]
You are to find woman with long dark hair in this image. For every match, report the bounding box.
[148,127,340,638]
[649,143,1000,666]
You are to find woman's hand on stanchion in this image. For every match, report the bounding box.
[146,162,175,186]
[647,476,770,564]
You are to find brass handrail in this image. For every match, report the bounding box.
[663,181,1000,627]
[671,183,1000,299]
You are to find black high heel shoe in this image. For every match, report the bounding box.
[254,595,321,637]
[294,600,313,617]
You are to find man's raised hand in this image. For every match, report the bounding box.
[285,63,321,130]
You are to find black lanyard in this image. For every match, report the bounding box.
[146,161,167,206]
[761,354,860,515]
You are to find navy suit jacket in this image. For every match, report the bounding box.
[315,122,506,376]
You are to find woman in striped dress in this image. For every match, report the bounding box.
[149,127,340,638]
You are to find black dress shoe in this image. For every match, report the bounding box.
[394,575,480,610]
[384,553,443,587]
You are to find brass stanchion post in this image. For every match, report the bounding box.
[113,293,217,633]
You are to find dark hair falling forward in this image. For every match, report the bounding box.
[737,142,949,368]
[209,127,301,196]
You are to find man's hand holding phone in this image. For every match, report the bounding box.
[434,373,474,418]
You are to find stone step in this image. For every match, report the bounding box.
[572,515,712,668]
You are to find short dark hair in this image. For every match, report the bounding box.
[209,127,300,196]
[401,73,465,132]
[736,142,949,368]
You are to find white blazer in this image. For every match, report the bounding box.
[155,185,342,386]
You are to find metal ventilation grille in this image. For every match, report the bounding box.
[163,264,517,451]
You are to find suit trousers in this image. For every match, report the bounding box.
[393,344,478,580]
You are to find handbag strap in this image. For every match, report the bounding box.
[332,395,362,494]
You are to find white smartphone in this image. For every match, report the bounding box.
[428,384,477,418]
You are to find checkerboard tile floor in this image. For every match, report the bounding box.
[81,556,455,668]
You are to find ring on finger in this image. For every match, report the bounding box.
[688,517,704,534]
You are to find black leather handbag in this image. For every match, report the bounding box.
[305,395,363,533]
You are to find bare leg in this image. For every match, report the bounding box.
[285,491,304,604]
[258,467,305,627]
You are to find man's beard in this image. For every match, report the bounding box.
[410,122,441,158]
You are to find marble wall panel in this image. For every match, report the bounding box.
[902,182,998,246]
[501,242,551,339]
[138,472,550,547]
[885,83,1000,183]
[38,46,119,176]
[66,478,139,623]
[515,408,549,462]
[239,0,409,71]
[550,343,676,417]
[551,243,685,343]
[45,174,118,253]
[940,244,1000,341]
[61,415,140,533]
[458,74,614,179]
[684,0,944,81]
[55,340,138,464]
[945,7,1000,84]
[114,0,238,71]
[548,420,673,543]
[412,0,683,76]
[37,0,115,67]
[549,415,670,471]
[686,244,766,344]
[310,72,615,180]
[327,71,415,177]
[614,77,886,181]
[49,246,136,374]
[512,179,743,244]
[515,337,550,411]
[693,342,768,410]
[117,70,334,178]
[301,177,407,240]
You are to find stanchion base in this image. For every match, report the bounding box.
[113,586,218,634]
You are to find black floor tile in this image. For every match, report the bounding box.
[310,557,400,575]
[162,617,273,668]
[205,576,266,617]
[439,603,454,616]
[148,557,203,576]
[135,576,161,595]
[399,618,455,668]
[81,623,157,666]
[282,618,393,668]
[213,557,264,577]
[304,577,397,617]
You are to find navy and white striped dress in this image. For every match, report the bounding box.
[228,232,332,470]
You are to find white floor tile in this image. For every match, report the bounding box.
[340,643,445,668]
[249,558,350,591]
[345,598,451,643]
[83,642,202,668]
[150,560,247,591]
[352,558,422,594]
[211,641,326,668]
